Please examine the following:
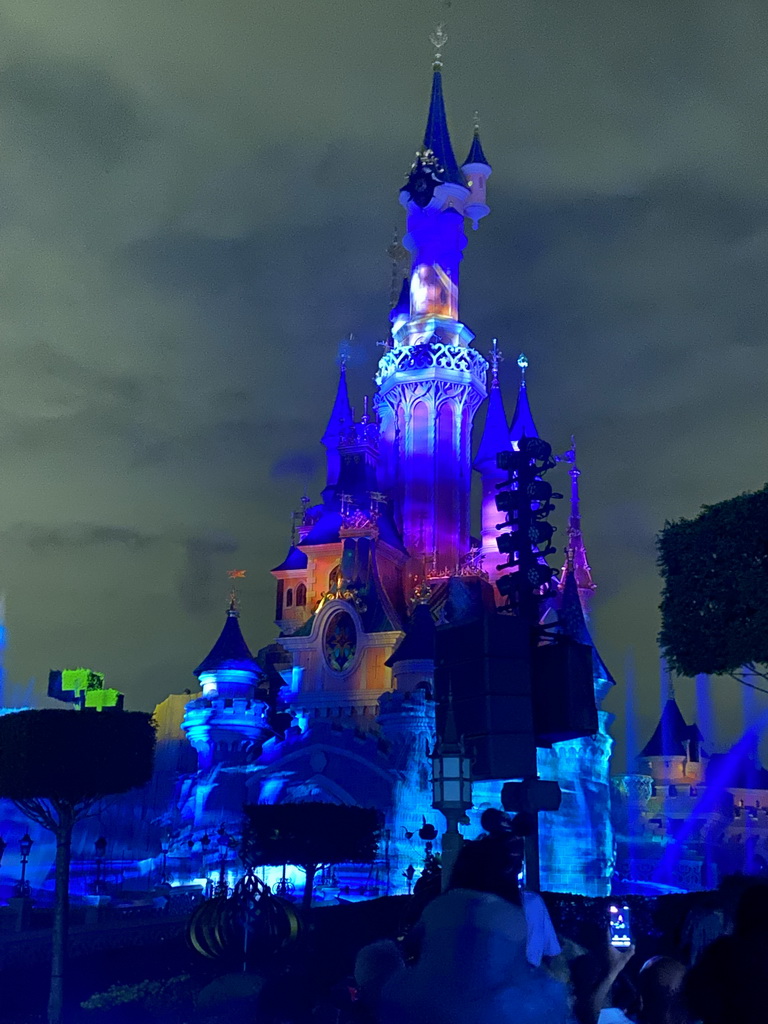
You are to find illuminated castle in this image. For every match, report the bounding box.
[612,691,768,891]
[173,47,616,897]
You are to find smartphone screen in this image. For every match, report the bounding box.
[609,904,632,948]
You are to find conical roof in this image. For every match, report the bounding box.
[558,570,615,695]
[639,697,702,758]
[321,363,353,447]
[509,379,539,444]
[194,603,262,678]
[463,129,490,168]
[385,601,436,666]
[474,376,511,471]
[422,69,464,186]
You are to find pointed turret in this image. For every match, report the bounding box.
[461,115,492,229]
[183,593,271,769]
[193,593,263,693]
[386,599,436,667]
[639,696,703,764]
[402,61,466,208]
[509,353,539,446]
[558,441,596,608]
[321,358,354,492]
[422,67,463,186]
[464,128,489,167]
[386,586,436,693]
[558,570,615,704]
[399,29,471,218]
[473,340,510,471]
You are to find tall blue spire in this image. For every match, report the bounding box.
[422,68,464,187]
[509,353,539,445]
[321,357,354,493]
[474,339,511,470]
[321,359,353,448]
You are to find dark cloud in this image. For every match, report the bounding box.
[19,524,157,553]
[0,56,150,168]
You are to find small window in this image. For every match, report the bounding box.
[286,588,293,608]
[690,786,697,797]
[296,582,307,607]
[668,785,678,797]
[275,579,284,620]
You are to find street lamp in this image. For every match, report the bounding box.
[402,864,415,895]
[160,837,169,885]
[431,698,473,891]
[94,836,107,894]
[15,833,34,898]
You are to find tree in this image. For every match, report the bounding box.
[658,484,768,684]
[240,802,381,909]
[0,709,155,1024]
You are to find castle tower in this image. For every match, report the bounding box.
[321,359,354,503]
[638,693,706,787]
[181,594,272,770]
[375,39,489,580]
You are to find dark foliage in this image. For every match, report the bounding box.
[658,484,768,677]
[0,708,155,1024]
[241,802,381,870]
[0,709,155,801]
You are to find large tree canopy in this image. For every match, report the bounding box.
[0,708,155,801]
[658,484,768,677]
[241,802,381,908]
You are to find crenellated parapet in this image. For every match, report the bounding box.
[182,694,272,771]
[375,337,487,388]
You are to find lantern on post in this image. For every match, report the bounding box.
[431,694,473,891]
[94,836,107,894]
[15,833,34,898]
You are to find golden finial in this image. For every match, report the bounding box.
[473,110,481,136]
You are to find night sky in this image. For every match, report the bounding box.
[1,1,767,768]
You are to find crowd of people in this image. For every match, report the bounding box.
[339,809,763,1024]
[192,809,766,1024]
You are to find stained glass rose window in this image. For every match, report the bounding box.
[324,609,357,672]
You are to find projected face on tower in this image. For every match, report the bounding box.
[410,263,457,319]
